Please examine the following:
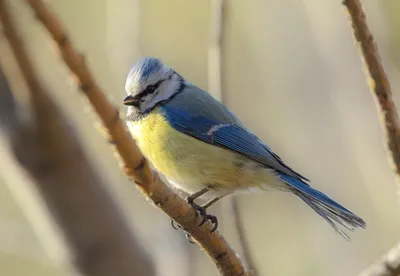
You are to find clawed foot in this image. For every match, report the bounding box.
[171,220,195,243]
[170,205,218,234]
[170,189,219,241]
[184,231,195,244]
[187,199,218,233]
[171,219,181,230]
[170,205,218,239]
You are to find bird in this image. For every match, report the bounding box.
[123,57,366,239]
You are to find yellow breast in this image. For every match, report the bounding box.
[127,108,273,194]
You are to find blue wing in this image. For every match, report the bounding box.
[161,105,308,181]
[160,105,367,237]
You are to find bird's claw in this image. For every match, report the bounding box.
[207,214,218,232]
[189,202,219,232]
[171,197,219,241]
[171,220,195,244]
[184,231,196,244]
[171,219,182,230]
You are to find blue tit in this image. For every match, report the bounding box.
[123,57,366,238]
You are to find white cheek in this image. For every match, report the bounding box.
[152,92,168,103]
[140,94,156,111]
[153,81,179,102]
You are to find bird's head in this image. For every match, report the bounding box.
[123,57,184,113]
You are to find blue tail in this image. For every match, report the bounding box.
[277,173,366,239]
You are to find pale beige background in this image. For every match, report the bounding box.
[1,0,400,275]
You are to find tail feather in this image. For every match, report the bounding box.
[277,174,366,239]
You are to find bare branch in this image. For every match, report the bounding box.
[0,1,154,275]
[343,0,400,176]
[208,0,257,274]
[20,0,248,274]
[342,0,400,275]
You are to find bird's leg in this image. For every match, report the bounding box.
[201,196,222,209]
[171,189,221,238]
[170,189,209,230]
[186,188,209,202]
[199,196,222,232]
[186,188,220,232]
[186,188,209,226]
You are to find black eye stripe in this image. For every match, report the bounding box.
[133,79,164,102]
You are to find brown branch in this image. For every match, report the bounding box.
[343,0,400,175]
[0,2,154,275]
[20,0,247,275]
[342,0,400,275]
[208,0,257,274]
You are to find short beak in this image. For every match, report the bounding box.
[123,95,138,106]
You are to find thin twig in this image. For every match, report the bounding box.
[208,0,257,274]
[230,199,257,275]
[0,1,154,275]
[342,0,400,275]
[20,0,247,274]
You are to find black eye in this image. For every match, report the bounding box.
[147,84,157,93]
[144,80,163,95]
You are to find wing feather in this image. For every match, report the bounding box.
[161,106,308,181]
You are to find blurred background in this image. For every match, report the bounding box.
[1,0,400,275]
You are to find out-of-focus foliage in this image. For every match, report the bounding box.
[1,0,400,275]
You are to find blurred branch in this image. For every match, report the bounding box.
[21,0,248,275]
[359,242,400,276]
[208,0,224,99]
[228,199,257,275]
[0,1,154,275]
[208,0,257,275]
[342,0,400,275]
